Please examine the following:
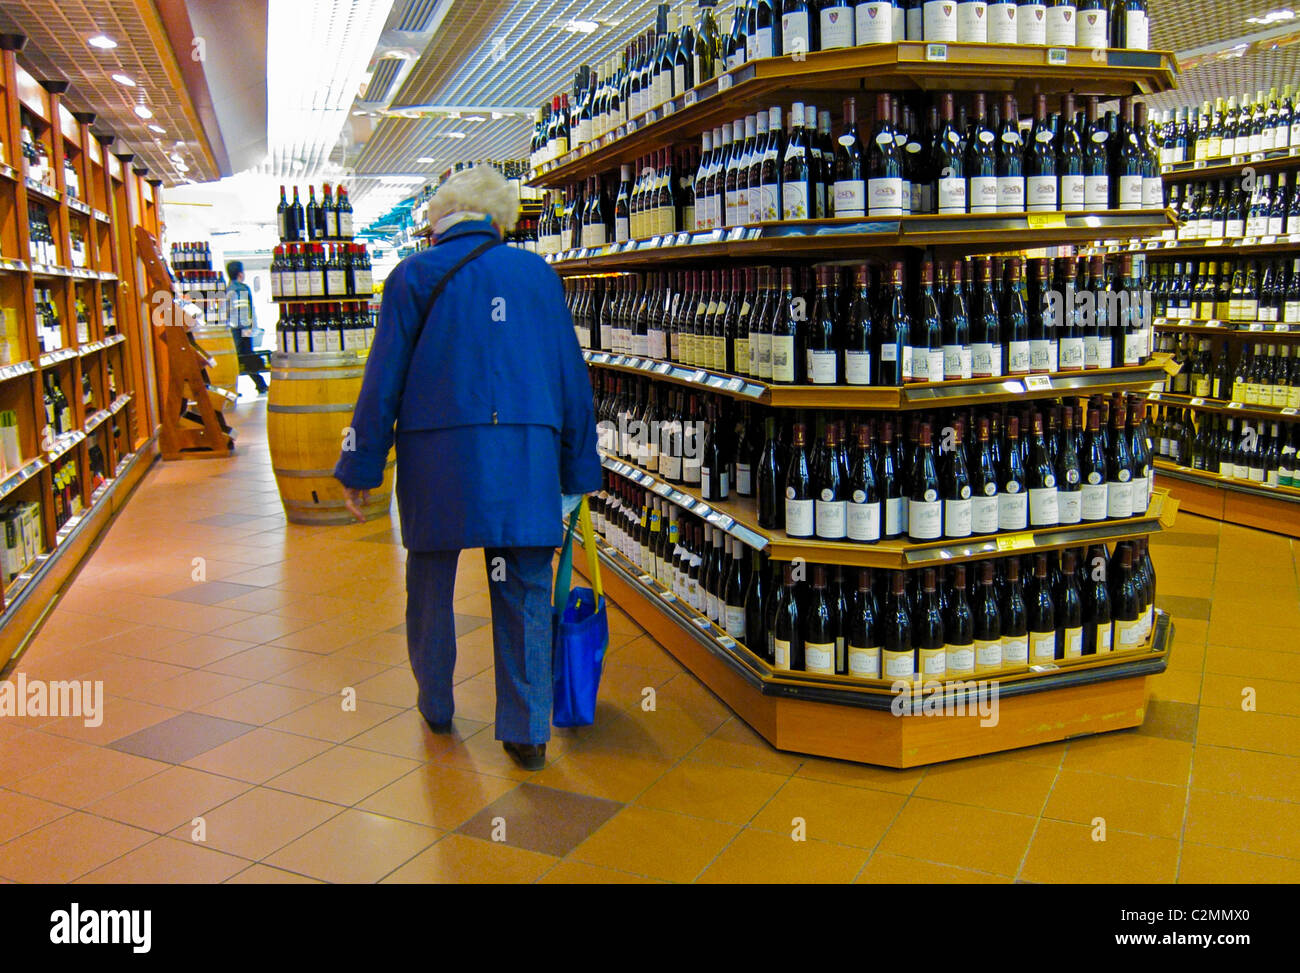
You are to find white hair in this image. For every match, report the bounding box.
[426,165,520,234]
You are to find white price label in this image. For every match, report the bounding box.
[684,90,697,107]
[692,369,708,383]
[1147,392,1161,401]
[1047,48,1068,66]
[1190,397,1206,406]
[926,43,948,61]
[1025,375,1053,391]
[716,73,732,92]
[1227,401,1244,409]
[1283,407,1298,416]
[726,377,744,392]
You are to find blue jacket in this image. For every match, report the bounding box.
[334,218,601,551]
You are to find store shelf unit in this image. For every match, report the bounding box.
[1153,319,1300,342]
[0,35,162,666]
[545,51,1182,767]
[572,525,1173,768]
[1153,459,1300,538]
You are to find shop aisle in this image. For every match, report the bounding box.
[0,400,1298,884]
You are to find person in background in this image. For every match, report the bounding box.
[223,260,268,395]
[334,165,600,771]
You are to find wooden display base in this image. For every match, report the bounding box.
[1155,463,1300,539]
[577,548,1170,769]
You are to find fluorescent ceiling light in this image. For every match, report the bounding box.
[134,104,154,119]
[563,19,599,33]
[112,73,136,87]
[148,124,166,134]
[175,161,189,172]
[464,115,486,122]
[88,34,117,49]
[1246,9,1295,24]
[440,132,466,139]
[416,156,436,163]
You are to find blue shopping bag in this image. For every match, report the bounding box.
[552,497,609,727]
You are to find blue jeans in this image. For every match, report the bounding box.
[405,547,554,744]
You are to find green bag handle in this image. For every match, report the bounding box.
[554,508,579,609]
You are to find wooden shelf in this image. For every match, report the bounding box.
[1153,319,1300,341]
[549,210,1175,271]
[1154,458,1300,537]
[1162,148,1300,183]
[270,295,374,305]
[1110,233,1300,258]
[529,43,1177,189]
[584,349,1174,409]
[0,457,46,502]
[1147,390,1300,423]
[576,527,1172,767]
[601,451,1176,569]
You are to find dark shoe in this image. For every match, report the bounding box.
[502,741,546,771]
[423,715,454,734]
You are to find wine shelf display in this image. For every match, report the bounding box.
[545,210,1176,271]
[546,30,1179,768]
[1153,459,1300,538]
[572,516,1173,767]
[530,43,1177,190]
[0,45,162,664]
[585,349,1174,409]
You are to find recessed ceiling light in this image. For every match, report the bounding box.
[563,19,599,33]
[174,161,189,172]
[88,34,117,49]
[416,156,435,163]
[148,124,166,134]
[440,132,466,139]
[464,115,486,122]
[112,73,136,87]
[134,104,153,119]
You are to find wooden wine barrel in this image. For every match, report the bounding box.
[190,326,240,392]
[266,351,394,525]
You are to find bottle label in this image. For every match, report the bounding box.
[1123,330,1144,365]
[1124,9,1149,49]
[919,646,947,677]
[972,342,995,377]
[1095,623,1113,654]
[968,175,998,213]
[956,1,988,42]
[1063,626,1084,658]
[1143,176,1163,209]
[1106,479,1132,519]
[885,495,904,536]
[808,348,839,384]
[1002,634,1029,665]
[786,496,815,536]
[1130,474,1148,514]
[295,270,311,295]
[1059,336,1085,370]
[944,497,972,537]
[910,344,930,382]
[971,494,999,534]
[868,177,905,216]
[998,489,1028,530]
[1046,4,1075,45]
[774,638,792,670]
[847,499,882,541]
[833,180,867,218]
[975,638,1002,671]
[326,269,347,295]
[909,497,943,539]
[997,176,1025,212]
[815,499,848,539]
[944,644,974,675]
[804,640,835,674]
[1029,486,1059,525]
[924,0,958,40]
[782,181,809,220]
[942,344,964,379]
[856,2,893,43]
[1030,630,1056,662]
[937,175,967,213]
[1076,10,1107,48]
[1116,616,1145,649]
[771,335,796,382]
[780,12,812,54]
[1008,340,1031,374]
[848,644,881,678]
[820,8,855,48]
[1020,168,1057,213]
[882,649,914,680]
[1118,174,1143,208]
[988,1,1018,42]
[845,349,872,385]
[1058,488,1082,524]
[1059,173,1084,211]
[1017,3,1046,44]
[1084,175,1109,209]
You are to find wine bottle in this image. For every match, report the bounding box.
[847,567,881,677]
[998,414,1029,531]
[878,260,909,386]
[847,421,882,543]
[868,93,905,217]
[803,565,837,675]
[974,560,1002,673]
[784,421,814,537]
[1001,557,1030,667]
[1056,548,1084,658]
[1028,554,1056,663]
[833,96,866,217]
[881,570,914,683]
[773,560,803,670]
[942,418,973,539]
[908,422,943,541]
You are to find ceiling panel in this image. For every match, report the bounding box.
[1147,41,1300,111]
[0,0,218,183]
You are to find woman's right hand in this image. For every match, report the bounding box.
[343,487,370,523]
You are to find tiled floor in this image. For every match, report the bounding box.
[1,392,1299,883]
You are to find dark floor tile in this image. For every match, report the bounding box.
[163,582,263,606]
[109,712,256,763]
[1155,594,1212,621]
[386,614,490,639]
[457,783,622,857]
[1148,532,1219,549]
[1136,699,1199,744]
[191,513,265,527]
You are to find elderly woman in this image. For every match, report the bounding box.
[334,166,600,771]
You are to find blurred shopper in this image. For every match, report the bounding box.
[223,260,268,394]
[334,166,600,771]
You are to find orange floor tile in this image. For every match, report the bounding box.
[1,395,1298,883]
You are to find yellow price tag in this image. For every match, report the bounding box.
[1027,213,1067,230]
[995,533,1035,552]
